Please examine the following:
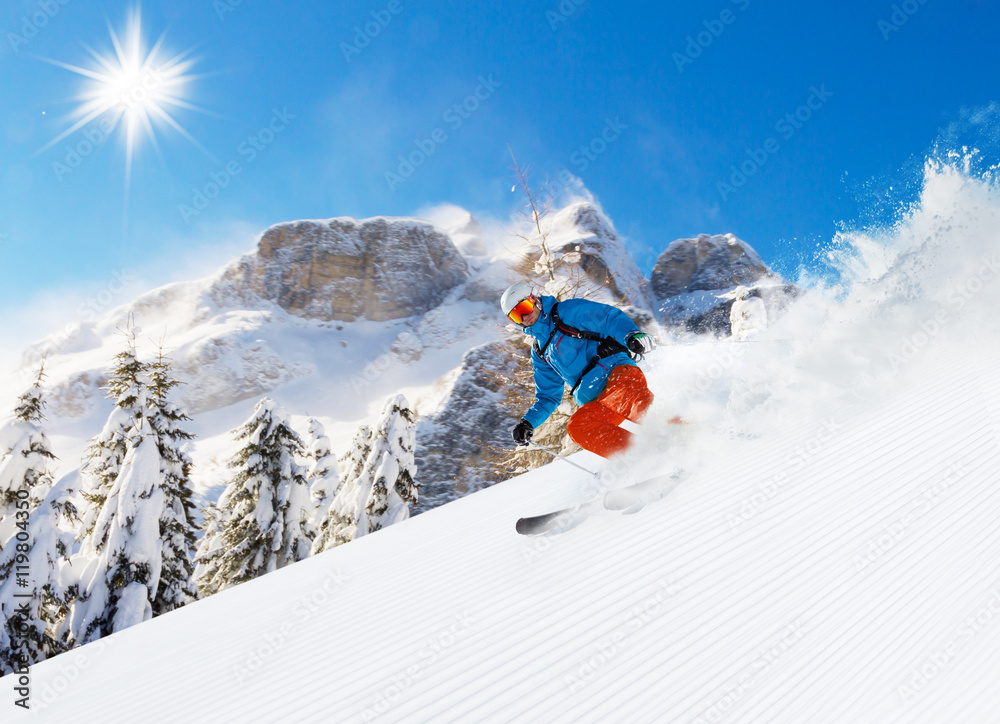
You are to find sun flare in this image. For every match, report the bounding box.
[39,7,211,187]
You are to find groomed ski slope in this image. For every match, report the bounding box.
[14,343,1000,723]
[13,158,1000,723]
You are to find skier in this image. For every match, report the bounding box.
[501,282,657,458]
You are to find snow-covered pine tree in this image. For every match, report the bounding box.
[194,398,313,597]
[364,395,418,534]
[0,365,59,550]
[312,395,417,553]
[67,417,165,646]
[311,423,370,554]
[0,476,79,673]
[304,417,341,527]
[0,366,77,671]
[77,324,150,544]
[194,499,224,581]
[146,347,199,614]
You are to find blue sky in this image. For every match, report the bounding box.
[1,0,998,325]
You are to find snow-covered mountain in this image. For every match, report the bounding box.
[651,232,798,335]
[208,216,470,322]
[651,232,770,298]
[10,156,1000,723]
[2,200,783,511]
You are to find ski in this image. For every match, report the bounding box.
[515,470,683,536]
[514,498,603,536]
[602,470,684,513]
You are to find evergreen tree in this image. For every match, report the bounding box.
[69,335,200,646]
[194,398,313,596]
[0,366,76,671]
[363,395,418,534]
[0,477,78,673]
[78,325,150,543]
[68,418,166,645]
[146,348,199,614]
[0,366,58,549]
[195,500,224,581]
[312,395,418,553]
[312,424,370,554]
[304,417,341,527]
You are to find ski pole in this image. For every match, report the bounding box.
[528,441,599,478]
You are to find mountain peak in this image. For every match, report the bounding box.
[650,232,772,300]
[544,201,652,310]
[208,215,469,322]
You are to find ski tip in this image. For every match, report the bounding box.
[516,510,566,536]
[515,517,533,535]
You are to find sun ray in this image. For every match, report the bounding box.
[36,56,112,84]
[106,14,130,69]
[145,103,221,164]
[80,42,122,77]
[35,105,115,154]
[145,28,169,64]
[156,96,216,116]
[125,113,136,189]
[140,111,163,161]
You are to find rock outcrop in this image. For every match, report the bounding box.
[537,202,653,311]
[209,217,469,322]
[651,233,771,300]
[415,341,521,512]
[668,283,801,336]
[650,233,799,335]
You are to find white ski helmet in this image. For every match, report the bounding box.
[500,281,535,317]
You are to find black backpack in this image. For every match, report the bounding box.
[533,302,630,394]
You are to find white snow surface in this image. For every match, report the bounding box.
[10,157,1000,722]
[14,348,1000,722]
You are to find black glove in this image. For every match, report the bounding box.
[512,419,533,445]
[626,332,655,360]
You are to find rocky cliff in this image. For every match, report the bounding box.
[209,217,469,322]
[649,233,796,335]
[539,202,653,311]
[651,233,771,299]
[414,341,521,513]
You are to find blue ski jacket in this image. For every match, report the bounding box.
[521,295,640,429]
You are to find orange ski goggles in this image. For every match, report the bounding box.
[507,296,537,325]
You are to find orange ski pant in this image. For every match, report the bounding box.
[567,365,654,458]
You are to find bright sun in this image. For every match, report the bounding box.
[39,7,211,187]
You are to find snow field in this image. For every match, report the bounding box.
[10,338,999,723]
